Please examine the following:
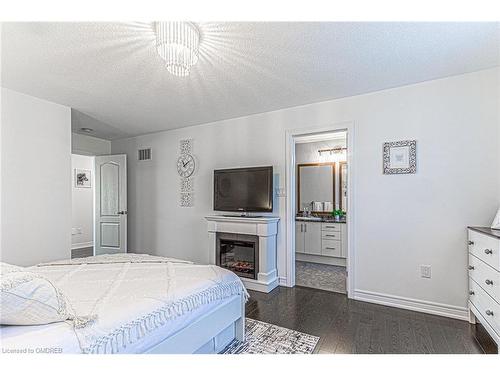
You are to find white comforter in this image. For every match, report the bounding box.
[0,254,247,354]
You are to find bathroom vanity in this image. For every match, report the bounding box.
[295,217,347,266]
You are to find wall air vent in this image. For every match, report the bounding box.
[138,148,152,161]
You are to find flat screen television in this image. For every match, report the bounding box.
[214,166,273,212]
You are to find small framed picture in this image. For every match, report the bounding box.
[383,140,417,174]
[75,169,91,188]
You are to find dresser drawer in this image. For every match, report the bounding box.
[322,232,341,240]
[321,239,342,257]
[322,223,341,232]
[469,278,500,337]
[468,230,500,271]
[468,254,500,304]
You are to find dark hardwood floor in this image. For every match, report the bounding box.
[246,286,498,354]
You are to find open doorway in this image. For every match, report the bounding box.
[71,154,95,258]
[285,122,354,297]
[294,131,348,293]
[71,152,128,258]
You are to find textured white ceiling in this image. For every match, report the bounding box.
[2,22,499,140]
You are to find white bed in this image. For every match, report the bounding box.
[0,254,247,354]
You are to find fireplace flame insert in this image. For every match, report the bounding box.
[216,232,259,279]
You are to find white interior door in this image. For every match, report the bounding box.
[94,155,127,255]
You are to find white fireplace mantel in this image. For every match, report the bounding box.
[205,215,280,293]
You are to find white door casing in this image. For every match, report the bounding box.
[94,155,127,255]
[285,121,355,297]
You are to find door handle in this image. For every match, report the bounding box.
[117,210,128,215]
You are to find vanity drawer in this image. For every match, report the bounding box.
[322,232,341,240]
[322,223,341,232]
[468,230,500,271]
[469,254,500,304]
[469,278,500,337]
[321,239,342,257]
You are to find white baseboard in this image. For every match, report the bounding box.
[71,242,93,250]
[353,289,468,321]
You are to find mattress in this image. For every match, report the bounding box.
[0,254,247,354]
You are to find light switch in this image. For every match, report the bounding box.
[275,188,286,197]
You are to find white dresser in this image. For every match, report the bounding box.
[468,227,500,346]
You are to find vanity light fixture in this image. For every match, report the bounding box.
[318,146,347,155]
[318,146,347,162]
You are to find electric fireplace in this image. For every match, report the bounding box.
[216,232,259,279]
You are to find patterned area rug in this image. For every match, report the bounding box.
[221,318,319,354]
[295,261,346,293]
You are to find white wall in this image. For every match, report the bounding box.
[112,68,500,313]
[71,154,94,249]
[72,133,111,156]
[1,88,72,266]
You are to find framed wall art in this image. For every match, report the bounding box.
[383,140,417,175]
[74,169,91,188]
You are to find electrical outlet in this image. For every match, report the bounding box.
[420,265,432,279]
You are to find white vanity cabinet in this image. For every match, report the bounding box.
[296,220,347,264]
[296,221,322,255]
[295,222,305,253]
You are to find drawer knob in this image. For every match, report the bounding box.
[468,241,475,245]
[484,249,493,255]
[468,265,475,270]
[485,310,494,316]
[485,279,494,285]
[469,290,475,295]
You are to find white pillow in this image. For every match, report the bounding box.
[1,262,71,325]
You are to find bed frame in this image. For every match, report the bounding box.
[144,293,246,354]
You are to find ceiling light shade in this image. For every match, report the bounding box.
[154,22,200,77]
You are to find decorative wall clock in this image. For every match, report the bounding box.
[178,139,195,207]
[177,153,195,178]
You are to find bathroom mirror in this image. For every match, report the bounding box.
[297,163,335,213]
